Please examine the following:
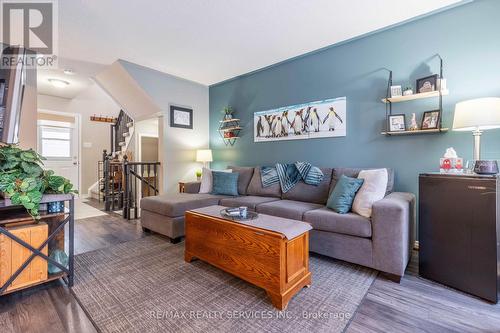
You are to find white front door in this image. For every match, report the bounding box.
[37,117,80,194]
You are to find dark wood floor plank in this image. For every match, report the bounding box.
[347,252,500,333]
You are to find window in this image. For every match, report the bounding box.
[39,125,72,158]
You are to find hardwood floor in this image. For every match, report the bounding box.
[0,199,146,333]
[347,254,500,333]
[1,199,499,332]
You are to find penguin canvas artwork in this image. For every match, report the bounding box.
[254,96,346,142]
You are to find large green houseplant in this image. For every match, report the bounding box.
[0,145,77,219]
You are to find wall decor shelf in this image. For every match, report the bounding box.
[218,126,242,132]
[381,89,449,104]
[382,54,447,136]
[381,128,449,136]
[218,116,241,146]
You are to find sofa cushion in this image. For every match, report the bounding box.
[199,168,232,193]
[219,196,280,211]
[256,200,323,220]
[212,171,239,196]
[352,169,388,218]
[303,207,372,238]
[140,193,227,217]
[326,175,364,214]
[228,166,254,195]
[331,168,394,194]
[247,167,282,198]
[282,167,333,204]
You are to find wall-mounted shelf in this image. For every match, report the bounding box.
[218,115,240,146]
[382,89,449,104]
[381,128,449,136]
[219,118,240,123]
[382,54,447,135]
[218,126,242,132]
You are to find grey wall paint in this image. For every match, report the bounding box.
[120,60,210,193]
[209,0,500,199]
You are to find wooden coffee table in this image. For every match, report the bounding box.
[184,206,312,310]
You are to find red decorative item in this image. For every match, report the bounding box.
[441,158,451,170]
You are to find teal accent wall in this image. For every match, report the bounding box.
[209,0,500,198]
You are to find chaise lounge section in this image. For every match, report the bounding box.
[140,166,415,280]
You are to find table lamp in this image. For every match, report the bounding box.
[453,97,500,174]
[196,149,213,169]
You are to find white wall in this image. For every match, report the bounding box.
[120,60,209,194]
[38,83,120,194]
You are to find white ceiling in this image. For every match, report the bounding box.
[56,0,463,86]
[37,58,106,99]
[38,0,464,98]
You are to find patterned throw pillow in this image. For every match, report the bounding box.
[211,171,240,196]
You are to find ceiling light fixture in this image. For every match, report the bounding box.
[48,78,70,88]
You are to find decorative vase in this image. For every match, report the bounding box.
[403,89,413,96]
[47,201,65,213]
[48,249,69,274]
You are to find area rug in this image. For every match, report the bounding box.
[72,236,377,333]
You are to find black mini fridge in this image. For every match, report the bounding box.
[419,173,500,303]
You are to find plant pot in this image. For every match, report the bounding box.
[224,114,233,121]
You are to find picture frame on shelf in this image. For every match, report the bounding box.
[421,110,441,129]
[390,85,403,98]
[388,114,406,132]
[416,74,438,94]
[170,105,193,129]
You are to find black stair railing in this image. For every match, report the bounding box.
[102,151,160,219]
[103,153,125,212]
[122,155,160,220]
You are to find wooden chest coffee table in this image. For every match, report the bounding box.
[184,205,312,310]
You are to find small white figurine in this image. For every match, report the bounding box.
[409,113,419,131]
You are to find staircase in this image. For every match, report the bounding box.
[111,110,134,159]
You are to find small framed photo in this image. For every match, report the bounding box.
[390,85,402,98]
[421,110,441,130]
[170,105,193,129]
[416,74,438,94]
[388,114,406,132]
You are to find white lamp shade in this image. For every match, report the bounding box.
[453,97,500,131]
[196,149,213,162]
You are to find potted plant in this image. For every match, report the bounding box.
[195,169,202,181]
[0,145,78,219]
[403,86,413,96]
[221,106,234,121]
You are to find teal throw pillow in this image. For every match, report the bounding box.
[212,171,239,196]
[327,175,364,214]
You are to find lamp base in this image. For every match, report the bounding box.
[474,160,499,175]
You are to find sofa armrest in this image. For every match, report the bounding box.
[184,181,201,193]
[371,192,416,277]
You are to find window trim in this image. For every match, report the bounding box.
[38,125,73,160]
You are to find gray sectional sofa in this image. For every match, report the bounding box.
[140,166,416,281]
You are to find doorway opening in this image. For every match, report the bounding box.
[37,110,81,195]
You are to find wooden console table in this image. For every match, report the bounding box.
[0,194,74,295]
